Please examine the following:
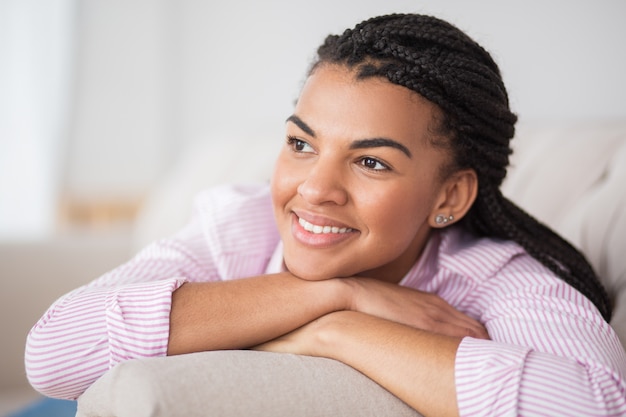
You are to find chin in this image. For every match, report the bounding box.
[284,259,347,281]
[287,267,333,281]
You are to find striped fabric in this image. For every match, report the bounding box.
[25,184,626,415]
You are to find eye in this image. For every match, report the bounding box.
[359,157,390,171]
[287,136,315,153]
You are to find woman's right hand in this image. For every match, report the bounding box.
[341,277,489,340]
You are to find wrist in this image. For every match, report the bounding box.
[310,311,362,359]
[284,271,354,314]
[332,277,358,312]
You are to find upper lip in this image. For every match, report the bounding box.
[292,209,356,230]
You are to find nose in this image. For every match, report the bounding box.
[297,157,348,206]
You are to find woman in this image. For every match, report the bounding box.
[26,13,625,416]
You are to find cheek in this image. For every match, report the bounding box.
[270,152,299,212]
[363,184,433,239]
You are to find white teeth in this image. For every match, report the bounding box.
[298,217,352,234]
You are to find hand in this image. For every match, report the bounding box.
[344,277,489,340]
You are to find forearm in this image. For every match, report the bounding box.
[26,278,183,399]
[308,311,461,417]
[456,335,626,415]
[167,272,349,355]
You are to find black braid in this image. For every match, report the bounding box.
[311,13,612,321]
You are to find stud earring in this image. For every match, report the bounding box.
[435,214,454,225]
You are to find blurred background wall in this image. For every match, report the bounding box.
[1,0,625,411]
[2,0,626,241]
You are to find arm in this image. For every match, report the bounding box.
[256,304,626,417]
[24,236,205,399]
[455,269,626,416]
[247,277,490,417]
[256,261,626,416]
[25,250,348,400]
[257,310,463,417]
[25,185,285,399]
[27,259,474,401]
[168,273,488,355]
[167,273,348,355]
[25,186,486,400]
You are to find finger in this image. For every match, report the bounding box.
[408,304,489,339]
[412,301,469,326]
[430,320,490,340]
[420,297,486,332]
[449,314,489,339]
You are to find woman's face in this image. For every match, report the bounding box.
[271,65,452,282]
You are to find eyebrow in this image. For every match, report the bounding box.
[286,114,412,158]
[350,138,412,158]
[286,115,316,137]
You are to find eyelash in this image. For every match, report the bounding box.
[358,157,390,171]
[286,135,391,172]
[286,136,313,153]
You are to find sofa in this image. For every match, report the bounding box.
[0,234,132,415]
[70,121,626,416]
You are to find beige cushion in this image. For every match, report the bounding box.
[76,350,422,417]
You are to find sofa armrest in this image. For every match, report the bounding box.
[76,350,423,417]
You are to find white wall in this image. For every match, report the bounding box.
[0,0,75,240]
[21,0,626,225]
[63,0,174,201]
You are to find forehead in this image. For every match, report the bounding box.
[295,65,438,146]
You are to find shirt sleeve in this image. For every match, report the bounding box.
[453,255,626,416]
[24,185,275,400]
[24,219,214,399]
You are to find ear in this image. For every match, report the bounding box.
[428,169,478,228]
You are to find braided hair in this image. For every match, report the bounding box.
[310,13,612,321]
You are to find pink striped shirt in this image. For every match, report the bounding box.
[25,184,626,415]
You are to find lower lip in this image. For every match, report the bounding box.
[290,214,358,248]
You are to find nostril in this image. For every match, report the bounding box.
[297,175,348,206]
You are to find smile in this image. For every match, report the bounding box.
[298,217,354,234]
